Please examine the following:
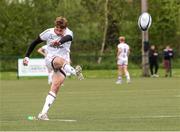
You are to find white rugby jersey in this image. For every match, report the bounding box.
[117,42,130,60]
[41,45,48,54]
[39,27,73,57]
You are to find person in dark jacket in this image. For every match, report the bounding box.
[149,45,159,77]
[163,45,174,77]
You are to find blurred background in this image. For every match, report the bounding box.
[0,0,180,71]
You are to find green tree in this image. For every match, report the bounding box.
[149,0,180,51]
[0,0,179,69]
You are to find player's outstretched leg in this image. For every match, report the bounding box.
[62,64,84,80]
[62,63,76,75]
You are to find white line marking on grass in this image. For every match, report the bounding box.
[120,115,180,119]
[0,119,77,122]
[1,115,179,123]
[0,120,18,122]
[36,118,77,122]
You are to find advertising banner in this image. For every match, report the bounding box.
[18,58,48,76]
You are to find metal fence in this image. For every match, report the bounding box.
[0,54,179,71]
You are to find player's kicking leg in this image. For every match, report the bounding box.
[52,57,84,80]
[61,64,84,80]
[75,65,84,80]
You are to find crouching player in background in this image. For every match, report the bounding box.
[116,36,131,84]
[37,45,53,85]
[23,16,84,120]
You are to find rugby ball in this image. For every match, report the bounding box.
[138,12,152,31]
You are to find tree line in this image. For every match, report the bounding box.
[0,0,180,61]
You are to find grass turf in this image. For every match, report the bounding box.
[1,68,180,80]
[0,77,180,131]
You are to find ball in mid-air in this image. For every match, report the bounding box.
[138,12,152,31]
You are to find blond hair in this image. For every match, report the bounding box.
[119,36,125,42]
[55,16,68,29]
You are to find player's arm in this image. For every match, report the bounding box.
[128,47,130,56]
[37,47,46,57]
[23,36,43,65]
[52,35,73,46]
[117,48,121,60]
[59,35,72,44]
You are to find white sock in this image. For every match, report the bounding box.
[125,71,130,80]
[41,91,56,114]
[63,64,76,75]
[118,76,122,80]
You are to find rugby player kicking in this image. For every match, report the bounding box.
[23,16,84,120]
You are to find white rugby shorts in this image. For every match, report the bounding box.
[117,59,128,66]
[45,54,70,71]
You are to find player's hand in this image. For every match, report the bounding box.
[23,57,29,66]
[51,41,60,46]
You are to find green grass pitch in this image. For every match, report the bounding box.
[0,77,180,131]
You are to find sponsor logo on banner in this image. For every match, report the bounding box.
[18,58,48,76]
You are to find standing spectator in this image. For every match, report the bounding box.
[116,36,130,84]
[149,45,159,77]
[163,45,174,77]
